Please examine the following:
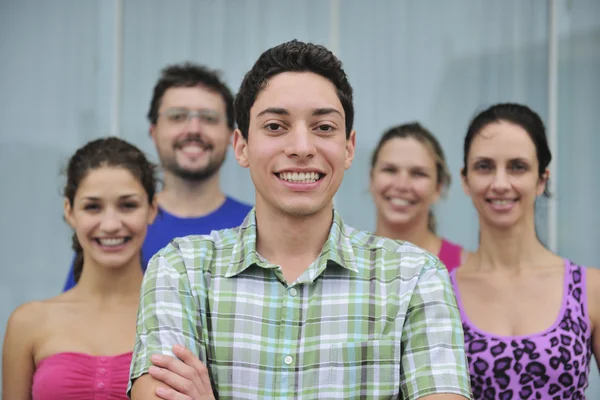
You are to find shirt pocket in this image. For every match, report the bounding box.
[326,339,401,399]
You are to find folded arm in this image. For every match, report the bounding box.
[128,245,208,399]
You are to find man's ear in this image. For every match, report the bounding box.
[344,130,356,170]
[149,124,158,143]
[233,129,249,168]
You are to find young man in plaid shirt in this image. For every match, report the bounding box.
[129,40,471,400]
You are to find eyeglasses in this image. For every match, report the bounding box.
[159,108,222,126]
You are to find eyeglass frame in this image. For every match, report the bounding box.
[158,107,223,126]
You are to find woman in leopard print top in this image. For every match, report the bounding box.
[452,103,600,399]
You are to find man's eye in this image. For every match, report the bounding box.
[317,124,333,132]
[202,115,219,124]
[266,123,283,131]
[169,113,188,122]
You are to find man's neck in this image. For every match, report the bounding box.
[157,171,226,218]
[254,202,334,283]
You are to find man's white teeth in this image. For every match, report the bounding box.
[491,199,514,205]
[279,172,322,183]
[98,238,126,246]
[390,198,411,207]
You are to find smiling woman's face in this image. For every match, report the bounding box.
[462,121,548,230]
[370,137,441,228]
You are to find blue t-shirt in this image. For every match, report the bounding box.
[62,196,252,291]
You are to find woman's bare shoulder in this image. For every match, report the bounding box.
[585,265,600,296]
[6,292,76,333]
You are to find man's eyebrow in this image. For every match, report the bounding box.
[255,107,344,118]
[256,107,290,118]
[312,108,343,117]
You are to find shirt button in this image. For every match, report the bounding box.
[97,382,105,390]
[289,288,298,297]
[99,356,108,363]
[284,355,293,365]
[98,368,106,376]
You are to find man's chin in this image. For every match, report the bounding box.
[161,155,225,182]
[278,201,331,219]
[172,166,218,182]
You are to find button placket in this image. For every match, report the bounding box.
[96,356,109,393]
[277,284,301,396]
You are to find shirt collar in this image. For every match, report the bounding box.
[225,208,358,279]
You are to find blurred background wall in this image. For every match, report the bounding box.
[1,0,598,394]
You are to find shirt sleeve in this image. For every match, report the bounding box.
[400,258,472,399]
[127,243,203,397]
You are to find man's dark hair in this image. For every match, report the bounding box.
[148,62,235,129]
[234,40,354,139]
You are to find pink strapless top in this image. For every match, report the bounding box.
[32,352,132,400]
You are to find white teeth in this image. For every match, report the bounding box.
[278,172,322,183]
[491,199,513,205]
[98,238,126,246]
[389,198,411,207]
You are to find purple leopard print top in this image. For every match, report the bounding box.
[450,260,593,400]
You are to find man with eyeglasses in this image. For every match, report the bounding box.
[62,63,251,289]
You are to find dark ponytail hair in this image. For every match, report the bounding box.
[64,137,157,283]
[71,234,84,282]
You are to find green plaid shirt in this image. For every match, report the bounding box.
[129,209,471,399]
